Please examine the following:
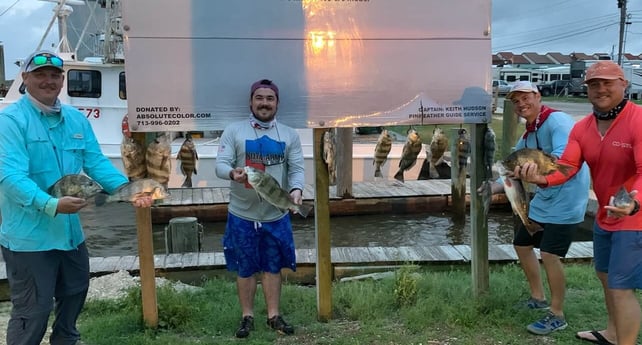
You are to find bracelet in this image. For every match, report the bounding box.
[630,200,640,216]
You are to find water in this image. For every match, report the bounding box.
[78,203,593,258]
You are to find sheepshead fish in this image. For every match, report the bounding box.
[95,178,170,205]
[394,128,422,182]
[146,133,171,188]
[456,128,471,173]
[483,126,496,180]
[244,166,312,218]
[373,129,393,178]
[502,148,571,176]
[177,133,199,188]
[120,136,147,181]
[48,174,104,199]
[323,129,337,185]
[429,127,448,179]
[503,176,542,235]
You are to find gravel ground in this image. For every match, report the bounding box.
[0,271,200,345]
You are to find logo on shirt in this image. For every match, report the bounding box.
[611,141,632,149]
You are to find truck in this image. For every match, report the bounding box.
[537,80,586,97]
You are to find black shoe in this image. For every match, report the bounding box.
[235,315,254,338]
[267,315,294,335]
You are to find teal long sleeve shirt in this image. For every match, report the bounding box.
[0,96,128,251]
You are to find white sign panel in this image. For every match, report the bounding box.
[122,0,492,131]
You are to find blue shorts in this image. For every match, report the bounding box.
[222,212,296,278]
[593,223,642,289]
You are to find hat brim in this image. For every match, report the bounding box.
[506,90,538,99]
[25,65,64,73]
[583,76,624,83]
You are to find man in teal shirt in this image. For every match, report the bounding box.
[0,50,153,345]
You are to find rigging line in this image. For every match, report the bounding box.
[0,0,22,18]
[494,22,618,51]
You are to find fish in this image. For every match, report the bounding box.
[483,126,496,180]
[244,166,312,218]
[502,148,571,176]
[177,133,199,188]
[323,129,337,185]
[456,128,471,178]
[95,178,170,205]
[428,127,448,179]
[145,133,172,188]
[613,185,634,208]
[48,174,104,199]
[120,136,147,181]
[373,129,393,178]
[502,176,542,235]
[394,128,422,182]
[479,180,492,217]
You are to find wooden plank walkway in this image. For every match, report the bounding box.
[0,242,594,281]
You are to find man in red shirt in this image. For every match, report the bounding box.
[518,61,642,345]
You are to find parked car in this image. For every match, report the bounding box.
[355,126,383,135]
[492,80,511,96]
[537,80,586,97]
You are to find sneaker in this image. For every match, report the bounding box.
[235,315,254,338]
[527,311,568,335]
[518,297,549,310]
[267,315,294,335]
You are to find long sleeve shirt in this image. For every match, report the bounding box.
[545,101,642,231]
[215,118,305,222]
[0,95,128,251]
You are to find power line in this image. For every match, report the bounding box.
[494,22,618,51]
[0,0,22,18]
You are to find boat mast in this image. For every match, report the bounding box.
[101,0,124,63]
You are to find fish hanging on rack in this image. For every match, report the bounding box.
[394,128,422,182]
[428,127,448,179]
[483,126,496,180]
[177,133,199,188]
[322,129,337,185]
[373,129,393,178]
[456,128,471,178]
[146,132,171,188]
[120,136,147,181]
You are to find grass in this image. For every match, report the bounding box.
[77,263,642,344]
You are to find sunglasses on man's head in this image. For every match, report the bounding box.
[28,54,64,69]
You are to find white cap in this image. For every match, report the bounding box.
[506,81,539,99]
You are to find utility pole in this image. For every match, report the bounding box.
[617,0,627,65]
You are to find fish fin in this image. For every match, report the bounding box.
[182,176,192,188]
[193,167,197,175]
[525,221,543,236]
[94,192,109,207]
[296,204,312,218]
[393,170,405,182]
[374,168,382,178]
[557,163,573,176]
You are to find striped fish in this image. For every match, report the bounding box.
[244,166,311,218]
[394,128,422,182]
[373,129,392,178]
[95,178,170,205]
[177,133,199,188]
[145,133,171,188]
[120,136,147,181]
[429,127,448,179]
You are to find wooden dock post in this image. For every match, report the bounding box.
[450,128,468,221]
[470,124,489,296]
[164,216,202,254]
[501,99,518,159]
[335,128,353,198]
[313,128,332,321]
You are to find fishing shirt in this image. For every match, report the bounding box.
[545,101,642,231]
[514,110,590,224]
[215,118,305,222]
[0,95,128,251]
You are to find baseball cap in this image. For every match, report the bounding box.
[250,79,279,100]
[23,50,64,73]
[584,61,625,83]
[506,81,539,99]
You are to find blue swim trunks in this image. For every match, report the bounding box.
[593,223,642,289]
[223,212,296,278]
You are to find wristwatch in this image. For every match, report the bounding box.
[630,200,640,216]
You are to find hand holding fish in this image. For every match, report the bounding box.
[514,162,548,185]
[56,196,89,214]
[605,189,639,218]
[132,195,154,208]
[229,167,247,183]
[290,189,303,205]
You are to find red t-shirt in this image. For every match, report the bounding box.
[546,101,642,231]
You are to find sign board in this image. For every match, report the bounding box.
[122,0,492,131]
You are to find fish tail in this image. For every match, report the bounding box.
[182,175,192,188]
[557,163,573,176]
[374,166,383,178]
[394,170,405,182]
[94,192,109,207]
[297,204,312,218]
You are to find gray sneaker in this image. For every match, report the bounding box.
[518,297,549,310]
[527,311,568,335]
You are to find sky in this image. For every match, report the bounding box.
[1,0,641,79]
